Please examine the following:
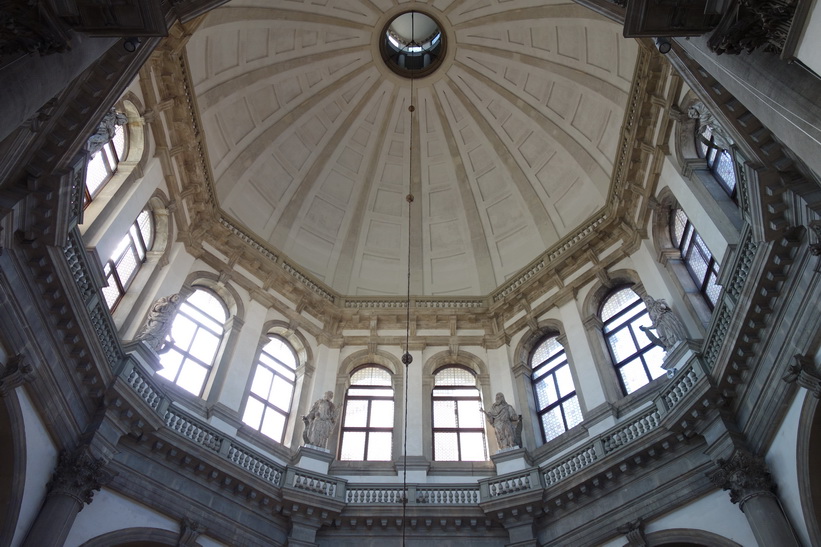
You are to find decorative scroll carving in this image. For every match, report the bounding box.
[0,3,70,57]
[47,449,112,505]
[708,0,796,55]
[0,354,35,396]
[617,518,647,547]
[708,450,775,506]
[134,293,182,353]
[783,354,821,398]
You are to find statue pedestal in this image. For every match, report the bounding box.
[491,447,532,475]
[122,341,163,374]
[294,445,334,474]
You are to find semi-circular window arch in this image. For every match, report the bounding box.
[530,334,582,443]
[431,364,488,461]
[338,364,395,461]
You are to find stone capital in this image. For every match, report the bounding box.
[47,449,112,505]
[617,518,647,546]
[0,354,35,396]
[783,354,821,398]
[179,517,204,547]
[708,450,775,507]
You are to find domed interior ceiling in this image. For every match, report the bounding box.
[185,0,638,297]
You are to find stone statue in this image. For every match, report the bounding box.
[639,295,688,351]
[86,108,127,155]
[134,293,182,353]
[302,391,339,449]
[482,393,521,450]
[687,101,733,152]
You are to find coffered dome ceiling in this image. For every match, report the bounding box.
[185,0,638,297]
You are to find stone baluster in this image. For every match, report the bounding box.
[22,448,112,547]
[708,450,800,546]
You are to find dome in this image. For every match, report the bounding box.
[184,1,639,296]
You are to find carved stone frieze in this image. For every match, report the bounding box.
[47,449,113,505]
[0,354,35,396]
[782,354,821,398]
[708,450,775,506]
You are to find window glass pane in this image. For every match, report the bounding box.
[269,375,293,408]
[459,432,486,461]
[170,316,197,351]
[186,290,227,323]
[671,209,688,247]
[714,150,736,191]
[344,399,369,427]
[115,248,139,287]
[433,399,456,428]
[112,123,126,160]
[189,330,220,364]
[340,431,366,461]
[456,399,483,428]
[85,153,109,196]
[564,396,583,429]
[264,338,296,369]
[608,327,638,363]
[102,282,121,309]
[705,271,722,306]
[250,366,273,398]
[434,432,458,461]
[535,377,557,409]
[619,358,648,394]
[686,248,709,283]
[242,397,264,430]
[601,288,640,322]
[532,337,563,367]
[177,361,208,395]
[434,367,475,386]
[632,313,654,348]
[645,346,667,379]
[554,365,574,397]
[369,400,394,427]
[542,406,565,442]
[366,432,392,461]
[351,366,391,386]
[260,410,286,442]
[158,349,184,380]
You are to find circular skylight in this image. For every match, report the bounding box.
[380,11,445,77]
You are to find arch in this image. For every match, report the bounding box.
[181,271,245,321]
[797,393,821,546]
[644,528,742,546]
[339,348,402,378]
[81,527,186,547]
[0,384,26,547]
[581,269,646,321]
[512,319,565,371]
[262,320,313,370]
[423,350,489,378]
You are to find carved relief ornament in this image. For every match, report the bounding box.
[708,450,775,506]
[47,449,112,505]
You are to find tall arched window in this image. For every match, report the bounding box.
[84,109,127,205]
[242,336,298,443]
[101,209,153,311]
[671,208,721,308]
[531,336,582,443]
[432,366,487,461]
[694,108,737,201]
[339,365,394,461]
[158,288,227,396]
[601,287,666,395]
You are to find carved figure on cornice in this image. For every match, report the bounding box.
[134,293,182,353]
[0,354,35,396]
[708,450,775,506]
[783,354,821,398]
[639,296,687,351]
[86,108,127,155]
[47,449,112,505]
[688,101,733,152]
[302,391,339,449]
[482,393,521,450]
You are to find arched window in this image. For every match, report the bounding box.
[601,287,666,395]
[432,366,487,461]
[242,336,298,443]
[531,336,582,443]
[84,109,127,205]
[670,208,721,308]
[339,365,394,461]
[694,109,737,201]
[101,209,153,311]
[158,288,227,396]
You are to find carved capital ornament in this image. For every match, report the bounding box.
[708,450,775,507]
[47,450,112,505]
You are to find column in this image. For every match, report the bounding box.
[709,450,800,546]
[22,449,111,547]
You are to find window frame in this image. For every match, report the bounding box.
[242,335,299,444]
[600,286,666,395]
[102,209,153,312]
[530,336,582,443]
[84,120,127,206]
[670,208,722,309]
[431,365,488,462]
[338,364,395,462]
[157,287,228,397]
[696,125,738,203]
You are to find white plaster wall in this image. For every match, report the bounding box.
[11,388,59,547]
[217,297,268,411]
[65,488,180,546]
[766,389,811,547]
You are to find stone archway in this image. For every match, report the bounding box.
[0,383,26,547]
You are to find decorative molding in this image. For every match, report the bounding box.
[708,450,775,506]
[47,449,112,505]
[617,518,647,547]
[0,354,35,396]
[178,517,204,547]
[783,354,821,398]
